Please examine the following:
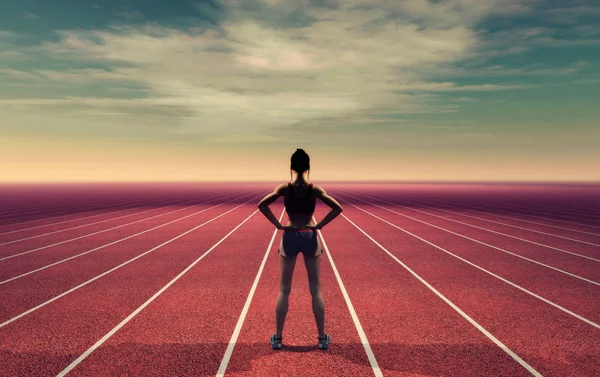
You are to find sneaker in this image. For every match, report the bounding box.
[318,334,330,350]
[270,334,282,350]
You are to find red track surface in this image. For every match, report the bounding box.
[1,183,599,376]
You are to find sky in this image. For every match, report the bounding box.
[1,0,599,182]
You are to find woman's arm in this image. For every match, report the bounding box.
[257,184,287,229]
[313,186,343,229]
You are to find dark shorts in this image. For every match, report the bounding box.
[279,229,322,258]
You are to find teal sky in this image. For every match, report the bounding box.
[1,0,599,182]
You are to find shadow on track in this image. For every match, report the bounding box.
[5,340,594,376]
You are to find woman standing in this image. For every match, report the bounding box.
[257,149,343,351]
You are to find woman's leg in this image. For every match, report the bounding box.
[276,254,297,338]
[304,253,325,338]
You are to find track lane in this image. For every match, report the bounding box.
[0,183,255,229]
[0,189,140,220]
[222,203,376,376]
[332,191,600,326]
[342,184,600,231]
[65,205,285,376]
[0,190,253,261]
[0,201,262,376]
[0,191,251,281]
[0,190,224,240]
[57,205,269,376]
[338,189,600,280]
[399,190,600,231]
[331,200,600,376]
[0,192,260,290]
[381,193,600,240]
[216,206,288,376]
[0,191,227,245]
[0,194,263,325]
[0,185,200,226]
[387,184,600,221]
[2,183,597,376]
[317,207,537,376]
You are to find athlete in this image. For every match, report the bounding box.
[257,148,343,351]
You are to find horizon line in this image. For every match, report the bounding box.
[1,180,599,186]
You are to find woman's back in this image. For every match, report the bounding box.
[284,182,317,227]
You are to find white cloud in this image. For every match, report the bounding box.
[391,82,534,91]
[429,61,589,79]
[541,5,600,25]
[0,30,18,39]
[2,0,541,142]
[35,68,132,82]
[0,69,39,80]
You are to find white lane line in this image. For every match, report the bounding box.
[0,192,184,224]
[0,192,215,236]
[56,208,261,377]
[0,190,252,262]
[340,213,543,376]
[0,196,133,219]
[0,191,260,285]
[313,216,383,377]
[0,187,167,215]
[386,193,600,237]
[472,199,600,222]
[406,203,600,248]
[401,193,600,230]
[401,191,600,222]
[215,207,286,377]
[338,190,600,264]
[0,194,264,329]
[336,192,600,287]
[0,193,222,246]
[0,187,213,217]
[0,208,134,236]
[340,199,600,330]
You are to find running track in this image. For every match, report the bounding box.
[0,182,598,376]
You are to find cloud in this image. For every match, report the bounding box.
[485,26,600,47]
[475,1,600,54]
[427,61,591,79]
[0,0,573,143]
[0,69,39,80]
[37,69,132,82]
[534,38,600,46]
[573,77,600,85]
[392,82,534,91]
[0,30,18,39]
[540,4,600,25]
[114,10,145,23]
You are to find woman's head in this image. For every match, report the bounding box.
[290,149,310,180]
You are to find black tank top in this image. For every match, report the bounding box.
[284,183,316,214]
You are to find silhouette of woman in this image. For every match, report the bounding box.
[257,149,343,350]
